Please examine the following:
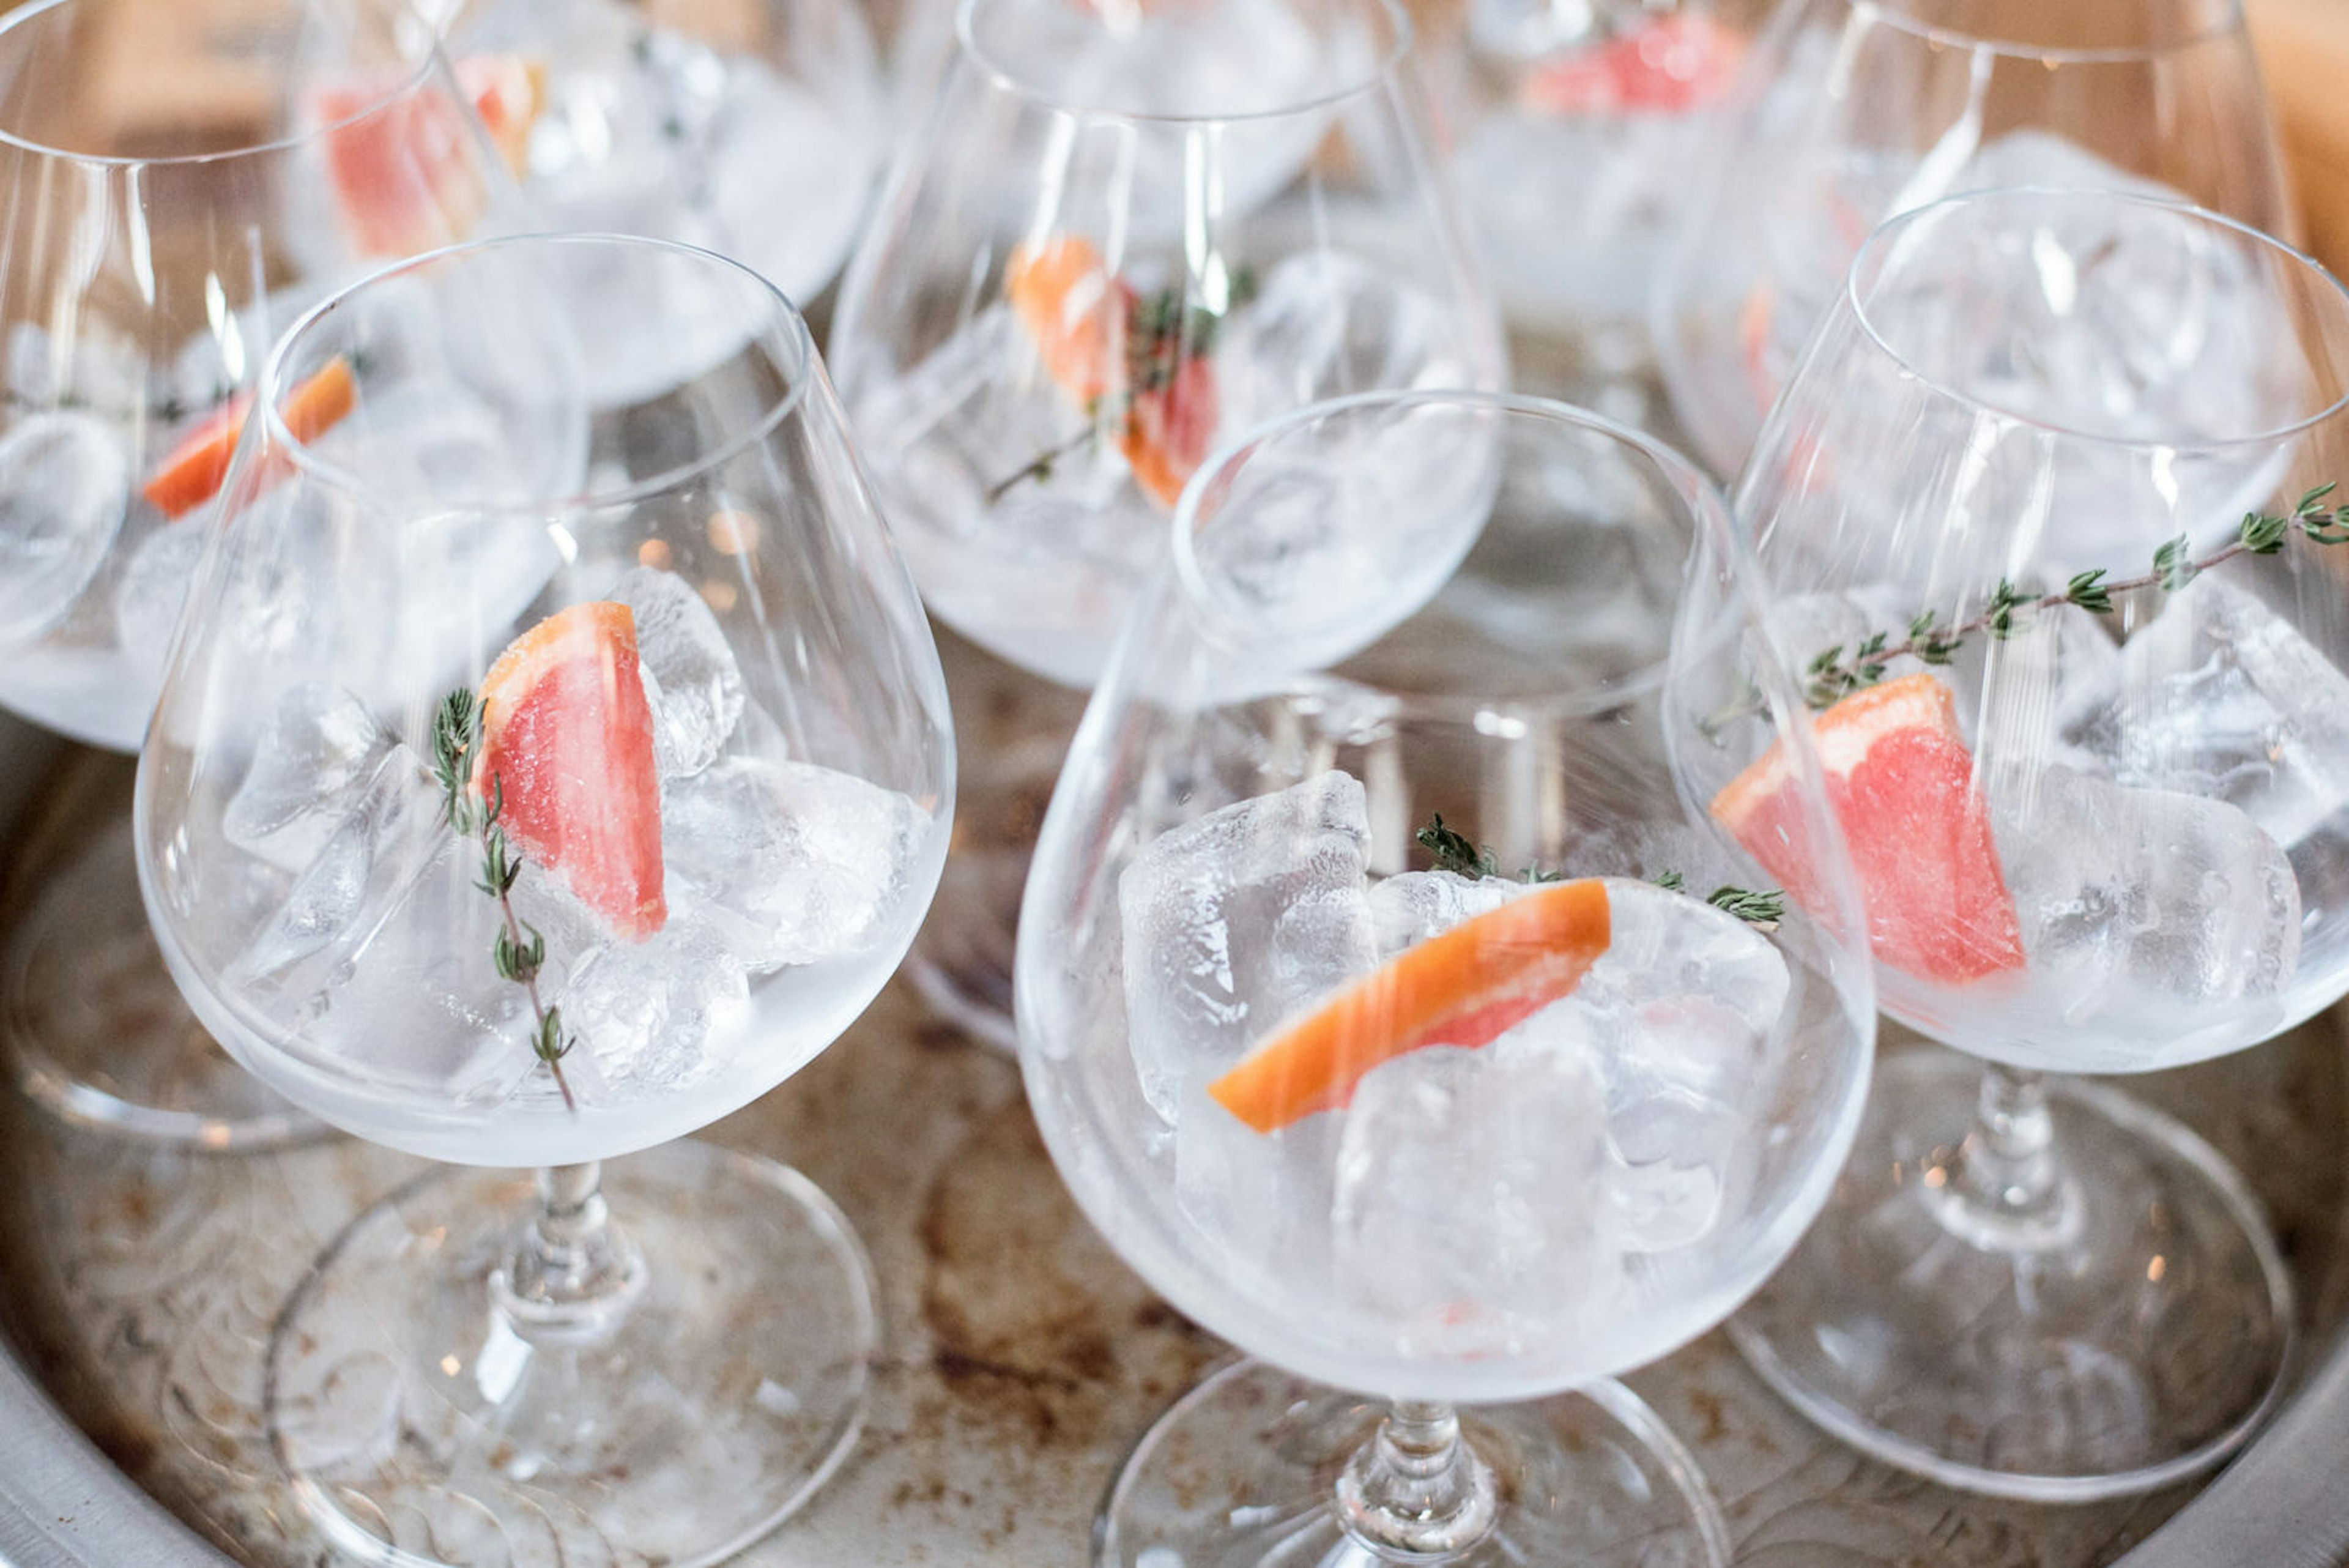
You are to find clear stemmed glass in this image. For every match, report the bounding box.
[135,233,952,1564]
[0,0,532,1146]
[438,0,887,407]
[1654,0,2294,479]
[1425,0,1764,428]
[1711,186,2349,1499]
[830,0,1503,1049]
[1018,389,1875,1564]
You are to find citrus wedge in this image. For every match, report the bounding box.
[1124,352,1217,508]
[1712,672,2022,985]
[455,53,549,179]
[473,601,667,941]
[1208,878,1612,1134]
[314,53,544,258]
[1520,14,1744,116]
[1008,236,1131,405]
[1006,234,1219,508]
[141,356,357,519]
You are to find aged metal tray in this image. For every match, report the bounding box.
[0,702,2346,1567]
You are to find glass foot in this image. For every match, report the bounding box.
[1098,1359,1731,1567]
[6,817,325,1151]
[1730,1052,2293,1502]
[265,1140,878,1567]
[906,838,1026,1053]
[911,620,1086,1055]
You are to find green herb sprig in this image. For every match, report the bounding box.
[1416,815,1783,929]
[431,688,579,1112]
[1799,486,2349,708]
[984,263,1259,505]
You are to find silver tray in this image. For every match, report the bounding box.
[0,704,2345,1568]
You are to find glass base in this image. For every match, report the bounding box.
[1098,1359,1731,1567]
[1730,1052,2293,1502]
[265,1140,878,1567]
[6,817,325,1151]
[906,841,1027,1053]
[911,619,1089,1055]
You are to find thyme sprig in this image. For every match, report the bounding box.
[1415,814,1782,929]
[1798,485,2349,708]
[431,688,579,1112]
[985,264,1258,504]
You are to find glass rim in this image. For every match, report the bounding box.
[1844,186,2349,453]
[950,0,1413,128]
[1845,0,2248,66]
[0,0,455,169]
[259,231,821,518]
[1164,387,1764,723]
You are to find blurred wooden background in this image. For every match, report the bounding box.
[2247,0,2349,274]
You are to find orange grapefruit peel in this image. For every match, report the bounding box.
[141,355,358,520]
[1712,671,2023,985]
[1207,878,1612,1134]
[456,53,548,178]
[473,601,668,942]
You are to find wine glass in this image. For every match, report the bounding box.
[1425,0,1765,429]
[1655,0,2295,478]
[1708,186,2349,1499]
[830,0,1503,1049]
[0,0,532,1147]
[1017,388,1875,1564]
[135,232,952,1563]
[436,0,888,407]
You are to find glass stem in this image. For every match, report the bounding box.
[492,1162,648,1345]
[1943,1063,2077,1249]
[1334,1400,1499,1558]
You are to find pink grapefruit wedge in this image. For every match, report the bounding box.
[1520,14,1745,116]
[473,601,667,941]
[1712,672,2022,985]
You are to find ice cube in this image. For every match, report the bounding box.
[458,9,865,405]
[1453,110,1698,324]
[0,411,130,644]
[663,756,929,971]
[1546,880,1791,1254]
[1759,585,1918,686]
[1994,765,2301,1011]
[232,749,606,1107]
[224,685,396,872]
[2069,574,2349,848]
[1828,166,2295,574]
[852,302,1159,568]
[556,910,749,1094]
[945,0,1333,236]
[612,565,744,779]
[7,321,151,419]
[1366,869,1529,956]
[1556,820,1754,900]
[1962,600,2125,787]
[1117,771,1376,1121]
[1332,1041,1613,1340]
[298,841,540,1109]
[113,518,207,681]
[700,64,879,305]
[1179,407,1502,684]
[1226,250,1480,422]
[229,745,448,987]
[289,834,541,1107]
[1173,1082,1340,1284]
